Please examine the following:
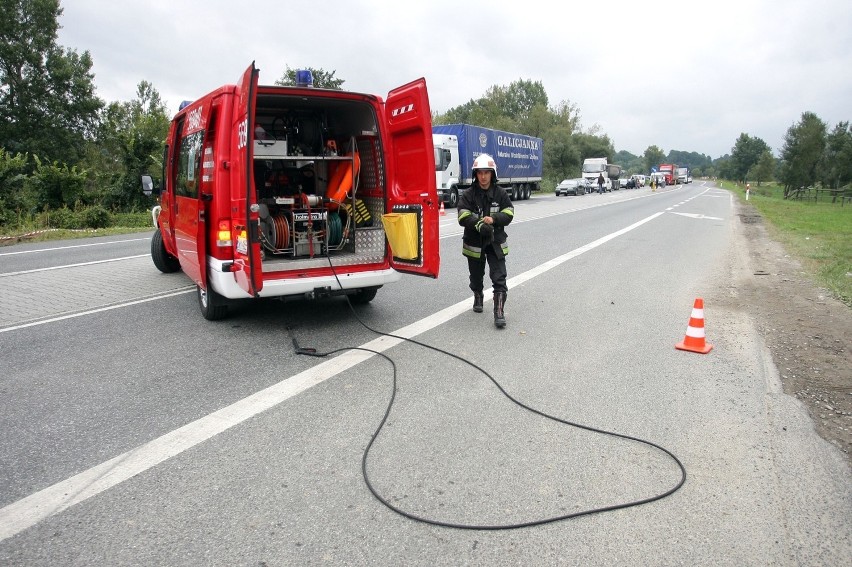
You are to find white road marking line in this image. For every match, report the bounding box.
[0,255,149,277]
[0,237,150,256]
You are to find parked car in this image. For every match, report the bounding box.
[618,177,629,189]
[555,178,587,196]
[631,174,646,187]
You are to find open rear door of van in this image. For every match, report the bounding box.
[232,62,263,296]
[384,78,440,278]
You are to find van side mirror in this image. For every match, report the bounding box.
[141,175,160,196]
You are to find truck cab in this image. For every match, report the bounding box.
[582,157,620,191]
[146,63,440,320]
[433,133,460,207]
[659,164,677,186]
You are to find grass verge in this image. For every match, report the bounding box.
[720,180,852,307]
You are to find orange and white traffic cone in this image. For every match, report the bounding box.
[675,298,713,354]
[439,201,446,216]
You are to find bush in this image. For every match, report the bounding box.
[113,210,154,228]
[40,207,81,229]
[81,205,112,229]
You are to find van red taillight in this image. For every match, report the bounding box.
[217,220,232,247]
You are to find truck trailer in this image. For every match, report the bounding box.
[143,62,440,320]
[432,124,543,205]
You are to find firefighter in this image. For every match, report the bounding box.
[457,154,514,328]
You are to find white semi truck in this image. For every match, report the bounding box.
[582,157,621,191]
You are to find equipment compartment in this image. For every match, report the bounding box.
[252,94,387,270]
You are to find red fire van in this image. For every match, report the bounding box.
[144,62,440,319]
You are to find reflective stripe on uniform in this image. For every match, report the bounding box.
[462,242,482,258]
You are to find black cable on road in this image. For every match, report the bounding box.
[287,295,687,531]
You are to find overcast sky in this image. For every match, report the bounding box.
[56,0,851,159]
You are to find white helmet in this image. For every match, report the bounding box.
[472,153,498,182]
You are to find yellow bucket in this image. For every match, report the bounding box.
[381,213,419,260]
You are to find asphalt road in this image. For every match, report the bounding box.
[1,182,849,566]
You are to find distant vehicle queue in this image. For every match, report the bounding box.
[554,161,691,197]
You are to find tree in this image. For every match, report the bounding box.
[275,66,344,90]
[434,96,510,130]
[668,149,712,172]
[750,150,775,186]
[486,79,548,126]
[643,145,666,174]
[729,133,770,182]
[0,148,30,225]
[520,103,553,139]
[778,111,827,198]
[550,99,581,133]
[575,132,614,164]
[90,81,170,210]
[434,78,550,137]
[543,125,580,182]
[0,0,103,164]
[26,153,87,211]
[819,121,852,189]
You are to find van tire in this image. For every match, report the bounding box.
[350,286,379,304]
[198,284,228,320]
[151,229,181,273]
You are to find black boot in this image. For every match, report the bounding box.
[493,292,506,328]
[473,292,484,313]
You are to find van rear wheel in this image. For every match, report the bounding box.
[198,284,228,320]
[350,286,379,304]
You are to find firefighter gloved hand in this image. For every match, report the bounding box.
[477,221,494,242]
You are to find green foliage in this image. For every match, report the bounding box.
[574,133,614,165]
[0,0,103,164]
[435,96,518,132]
[614,150,645,175]
[89,81,170,210]
[778,112,827,198]
[112,210,153,228]
[716,155,734,179]
[643,145,666,173]
[667,149,713,174]
[274,66,344,90]
[750,150,776,185]
[484,80,548,126]
[819,121,852,189]
[27,154,88,210]
[433,79,556,138]
[38,206,79,229]
[0,148,31,221]
[81,205,112,228]
[729,133,771,182]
